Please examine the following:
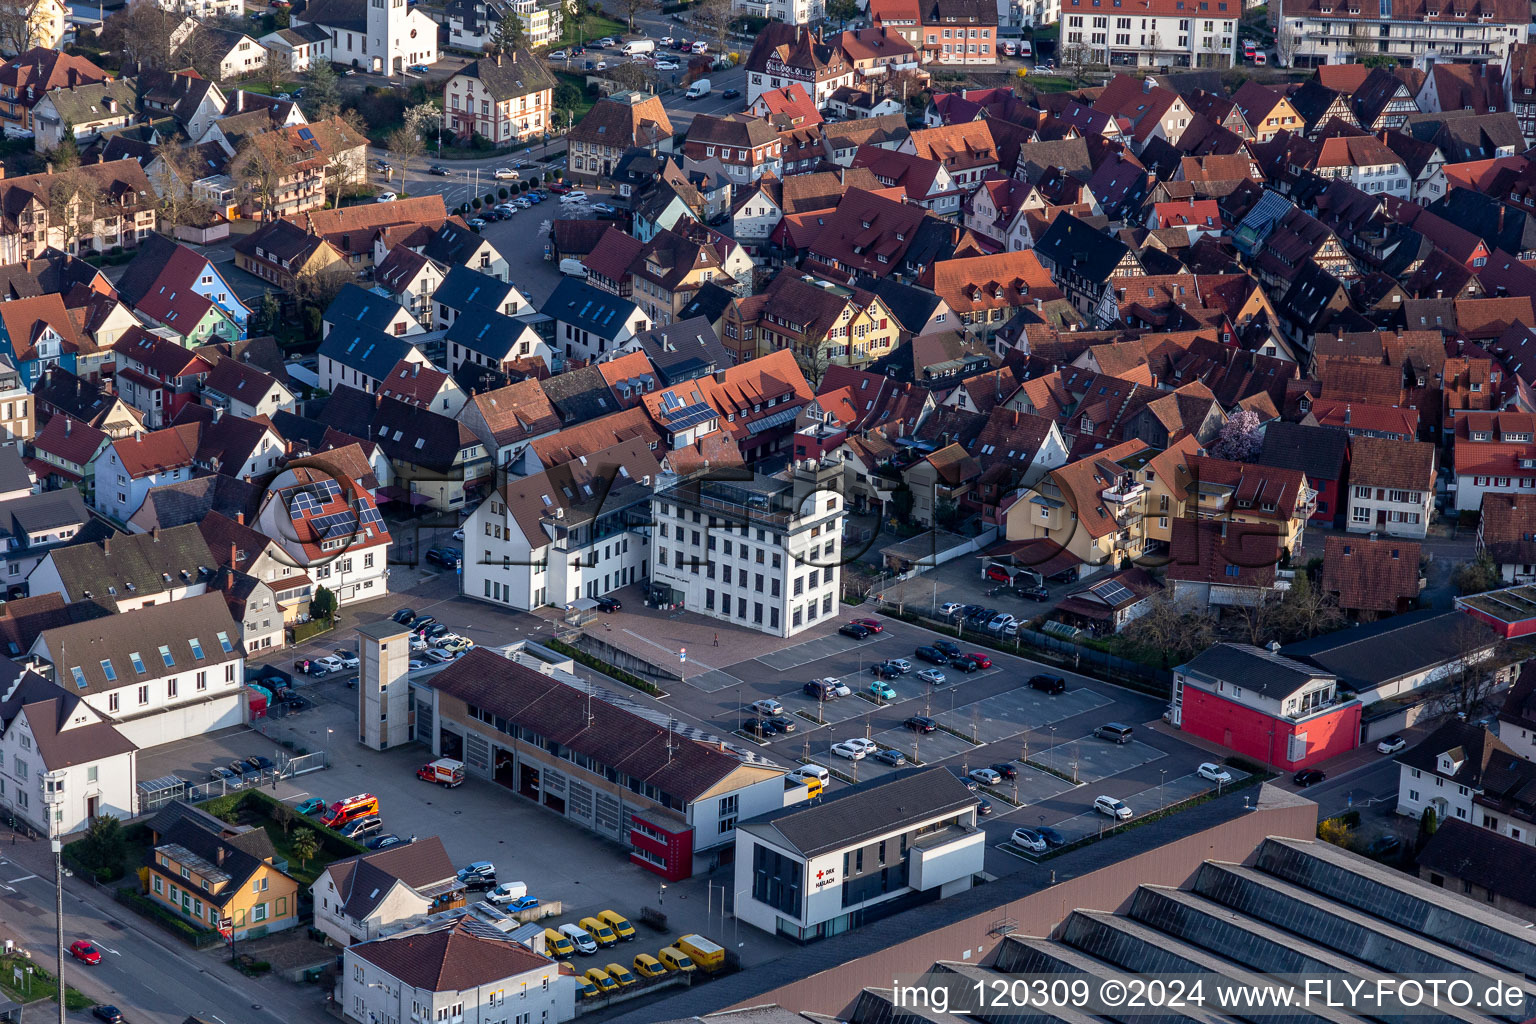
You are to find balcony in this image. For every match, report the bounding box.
[1101,480,1145,505]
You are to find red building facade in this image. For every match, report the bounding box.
[1173,643,1362,770]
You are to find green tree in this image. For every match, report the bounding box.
[1452,553,1499,595]
[310,584,338,622]
[305,59,341,119]
[273,5,290,26]
[1317,817,1352,849]
[1415,806,1438,852]
[291,827,320,869]
[489,11,526,56]
[254,292,281,335]
[80,814,126,873]
[825,0,859,26]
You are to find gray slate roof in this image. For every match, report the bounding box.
[1282,610,1499,690]
[38,592,243,695]
[319,322,422,384]
[1178,642,1331,699]
[458,51,556,103]
[324,283,412,333]
[434,265,519,315]
[627,316,729,385]
[43,522,215,602]
[739,766,978,858]
[544,277,641,342]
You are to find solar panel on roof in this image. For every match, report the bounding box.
[1093,580,1135,605]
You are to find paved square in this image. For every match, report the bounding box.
[685,667,743,693]
[993,769,1084,811]
[1031,735,1167,784]
[754,632,887,671]
[778,689,872,728]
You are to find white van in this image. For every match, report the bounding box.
[558,258,589,278]
[686,78,711,99]
[622,39,655,56]
[559,922,599,955]
[788,764,830,786]
[691,40,709,53]
[559,189,589,204]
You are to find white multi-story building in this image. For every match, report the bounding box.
[446,0,564,50]
[462,437,660,611]
[732,0,824,26]
[29,593,246,749]
[95,426,197,524]
[1278,0,1528,70]
[734,766,984,942]
[0,671,137,837]
[1345,437,1436,540]
[254,468,392,609]
[157,0,241,17]
[1061,0,1237,69]
[343,915,573,1024]
[295,0,438,76]
[649,458,846,638]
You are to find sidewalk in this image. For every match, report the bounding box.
[1141,718,1423,790]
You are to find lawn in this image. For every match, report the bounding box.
[553,71,598,122]
[559,12,628,47]
[0,954,94,1011]
[1025,74,1080,93]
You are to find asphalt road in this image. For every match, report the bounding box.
[0,845,303,1024]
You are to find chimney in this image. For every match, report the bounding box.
[151,526,159,542]
[236,512,244,526]
[216,847,225,866]
[102,536,110,555]
[1344,403,1352,424]
[64,419,70,437]
[496,51,503,66]
[236,91,244,112]
[230,542,237,567]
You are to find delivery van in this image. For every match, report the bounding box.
[686,78,711,99]
[321,793,378,828]
[558,258,589,278]
[415,758,465,787]
[675,934,724,973]
[657,946,696,972]
[543,927,575,958]
[622,39,655,56]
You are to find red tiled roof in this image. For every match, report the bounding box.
[112,424,199,478]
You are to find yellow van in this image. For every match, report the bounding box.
[604,962,637,987]
[657,945,696,973]
[674,933,724,973]
[598,909,636,941]
[579,916,619,947]
[574,974,599,999]
[633,953,667,978]
[584,967,618,993]
[543,927,575,958]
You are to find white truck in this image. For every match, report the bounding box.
[622,38,655,56]
[686,78,711,99]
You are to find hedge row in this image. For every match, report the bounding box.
[199,789,369,858]
[115,887,222,948]
[292,617,336,644]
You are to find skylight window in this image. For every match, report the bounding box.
[159,645,175,668]
[190,638,205,660]
[130,652,146,674]
[70,666,87,688]
[216,631,233,653]
[100,659,116,682]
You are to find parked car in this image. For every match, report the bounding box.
[457,861,497,889]
[914,646,949,665]
[839,622,872,639]
[949,768,978,792]
[596,596,622,612]
[1366,834,1402,858]
[427,648,461,663]
[740,719,778,739]
[1293,768,1326,787]
[243,755,276,774]
[376,191,398,202]
[932,640,962,658]
[1011,828,1047,853]
[1014,582,1050,601]
[939,602,964,618]
[333,650,359,669]
[296,797,326,815]
[985,565,1012,582]
[1029,674,1066,694]
[92,1006,123,1023]
[967,653,992,669]
[209,765,242,787]
[1376,735,1407,754]
[751,698,784,716]
[314,655,345,672]
[917,668,947,686]
[874,748,906,766]
[366,834,405,850]
[804,679,838,700]
[991,763,1018,780]
[339,816,384,839]
[870,662,902,680]
[468,218,488,229]
[763,714,797,734]
[886,658,913,674]
[870,680,896,701]
[831,740,866,760]
[850,617,883,633]
[408,63,430,72]
[391,607,415,624]
[591,202,617,215]
[1093,795,1132,820]
[549,49,568,59]
[969,767,1002,786]
[1037,825,1066,847]
[426,547,462,567]
[824,677,851,697]
[485,882,531,906]
[656,59,679,69]
[904,715,937,733]
[986,613,1018,634]
[1197,762,1233,784]
[949,657,979,673]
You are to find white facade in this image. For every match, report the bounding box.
[732,0,824,26]
[314,871,428,946]
[649,461,846,638]
[319,344,430,396]
[94,445,193,524]
[342,933,572,1024]
[300,0,438,76]
[1346,481,1433,539]
[157,0,241,16]
[1061,9,1237,69]
[0,705,136,837]
[1281,10,1528,70]
[1397,756,1478,825]
[732,784,984,941]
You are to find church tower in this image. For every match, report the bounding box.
[367,0,410,74]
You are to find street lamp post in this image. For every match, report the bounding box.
[1159,768,1167,810]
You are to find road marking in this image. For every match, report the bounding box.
[5,874,37,884]
[94,942,121,955]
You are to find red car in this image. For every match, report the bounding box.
[850,618,883,633]
[70,940,102,965]
[985,566,1011,582]
[966,653,992,669]
[547,181,571,193]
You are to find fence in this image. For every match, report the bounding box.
[282,751,329,777]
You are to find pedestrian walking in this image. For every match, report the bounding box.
[713,632,719,646]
